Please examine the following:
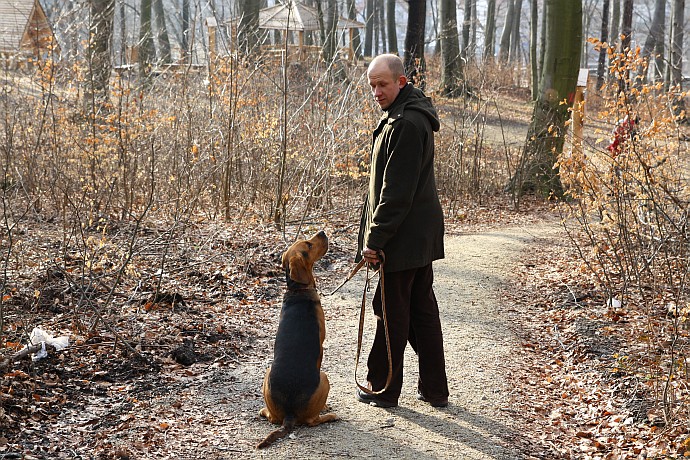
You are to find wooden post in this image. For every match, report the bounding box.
[572,68,589,157]
[349,28,354,61]
[206,17,217,74]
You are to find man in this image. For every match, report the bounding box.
[356,54,449,408]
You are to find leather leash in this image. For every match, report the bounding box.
[354,257,393,396]
[324,252,393,396]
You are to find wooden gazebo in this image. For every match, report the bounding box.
[229,1,363,60]
[0,0,59,63]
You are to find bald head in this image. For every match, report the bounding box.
[367,54,406,80]
[367,54,407,110]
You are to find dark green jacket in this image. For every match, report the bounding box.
[357,83,444,272]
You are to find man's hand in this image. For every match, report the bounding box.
[362,247,381,265]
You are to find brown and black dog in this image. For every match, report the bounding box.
[257,230,338,449]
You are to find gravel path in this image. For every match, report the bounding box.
[133,221,561,459]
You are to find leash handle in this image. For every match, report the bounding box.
[354,251,393,396]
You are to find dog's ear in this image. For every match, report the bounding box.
[286,254,314,286]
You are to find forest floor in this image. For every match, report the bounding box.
[1,199,563,460]
[2,88,688,459]
[4,198,683,459]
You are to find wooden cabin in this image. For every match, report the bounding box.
[0,0,59,66]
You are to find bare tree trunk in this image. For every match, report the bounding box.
[638,0,665,82]
[470,0,477,59]
[86,0,115,106]
[483,0,496,61]
[323,0,338,63]
[238,0,260,54]
[596,0,610,90]
[498,0,514,62]
[620,0,633,52]
[653,12,665,82]
[379,0,387,53]
[441,0,463,96]
[119,0,126,65]
[610,0,620,47]
[404,0,427,89]
[670,0,685,119]
[386,0,398,54]
[461,0,471,61]
[617,0,633,93]
[530,0,538,99]
[181,0,190,62]
[364,0,374,56]
[513,0,582,197]
[138,0,154,76]
[153,0,171,63]
[539,1,546,72]
[509,0,523,63]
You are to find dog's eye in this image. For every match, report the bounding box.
[306,242,313,249]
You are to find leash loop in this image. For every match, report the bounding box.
[354,250,393,396]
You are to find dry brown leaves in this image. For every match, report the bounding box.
[503,217,690,458]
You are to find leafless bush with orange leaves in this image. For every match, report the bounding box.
[558,42,690,426]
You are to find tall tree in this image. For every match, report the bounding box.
[347,0,362,57]
[620,0,633,52]
[470,0,477,58]
[323,0,338,62]
[538,0,546,75]
[483,0,496,61]
[581,0,596,67]
[461,0,471,61]
[378,1,387,53]
[498,0,514,62]
[530,0,538,99]
[596,0,610,90]
[153,0,171,63]
[118,0,126,65]
[441,0,462,96]
[617,0,633,92]
[512,0,582,196]
[509,0,523,62]
[364,0,374,56]
[653,5,666,81]
[638,0,665,82]
[181,0,190,62]
[404,0,427,88]
[238,0,260,54]
[86,0,115,105]
[386,0,398,54]
[610,0,621,47]
[138,0,154,76]
[669,0,686,118]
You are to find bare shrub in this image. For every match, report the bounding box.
[558,44,690,426]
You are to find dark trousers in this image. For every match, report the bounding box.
[366,263,449,404]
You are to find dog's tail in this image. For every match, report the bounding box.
[256,415,296,449]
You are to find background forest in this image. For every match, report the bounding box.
[1,0,690,457]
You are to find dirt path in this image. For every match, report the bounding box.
[125,219,562,459]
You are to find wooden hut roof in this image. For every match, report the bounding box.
[0,0,57,55]
[258,1,363,31]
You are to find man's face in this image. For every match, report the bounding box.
[367,63,405,110]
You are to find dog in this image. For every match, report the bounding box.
[257,230,338,448]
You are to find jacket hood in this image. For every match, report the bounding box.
[387,83,441,132]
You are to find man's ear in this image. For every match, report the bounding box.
[398,75,408,89]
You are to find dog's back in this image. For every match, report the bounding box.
[269,291,322,413]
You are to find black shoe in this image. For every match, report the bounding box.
[356,388,397,408]
[417,392,448,408]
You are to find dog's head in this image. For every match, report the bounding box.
[281,231,328,288]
